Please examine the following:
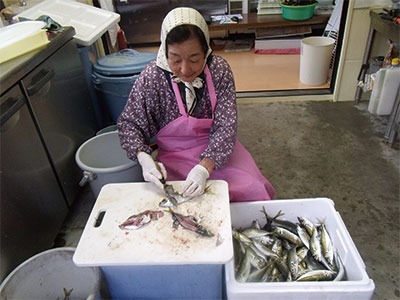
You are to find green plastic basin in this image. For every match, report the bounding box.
[279,2,318,21]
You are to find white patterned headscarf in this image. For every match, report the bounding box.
[156,7,212,73]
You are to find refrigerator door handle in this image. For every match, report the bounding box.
[0,95,25,127]
[26,68,55,96]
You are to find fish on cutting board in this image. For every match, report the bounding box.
[167,208,214,237]
[119,210,164,230]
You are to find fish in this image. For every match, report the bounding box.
[232,209,347,283]
[251,219,262,230]
[159,184,213,207]
[242,228,272,239]
[62,288,73,300]
[273,226,304,247]
[319,219,334,267]
[232,229,253,246]
[236,248,252,282]
[119,210,164,230]
[298,216,315,236]
[159,184,189,207]
[261,207,297,233]
[296,269,337,281]
[296,224,311,249]
[167,208,214,237]
[310,227,322,262]
[333,249,346,281]
[288,246,300,279]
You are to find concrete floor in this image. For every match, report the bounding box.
[59,99,399,300]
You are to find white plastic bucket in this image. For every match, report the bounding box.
[299,37,335,86]
[0,247,103,300]
[75,131,143,197]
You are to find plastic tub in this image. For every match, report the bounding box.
[299,36,335,86]
[75,131,143,197]
[0,247,104,300]
[225,198,375,300]
[92,49,156,122]
[280,2,318,21]
[96,124,118,135]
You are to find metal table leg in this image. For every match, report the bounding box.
[355,27,376,103]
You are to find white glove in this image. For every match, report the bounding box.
[137,152,167,190]
[180,164,209,198]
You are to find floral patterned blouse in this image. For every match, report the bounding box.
[117,54,237,169]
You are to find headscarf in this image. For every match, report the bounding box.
[156,7,212,72]
[156,8,212,114]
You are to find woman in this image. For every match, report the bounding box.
[117,7,275,202]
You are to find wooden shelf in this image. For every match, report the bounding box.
[208,13,330,32]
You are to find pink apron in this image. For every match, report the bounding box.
[156,66,275,202]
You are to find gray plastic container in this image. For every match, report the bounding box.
[0,247,104,300]
[75,131,143,197]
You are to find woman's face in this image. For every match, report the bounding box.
[167,37,206,82]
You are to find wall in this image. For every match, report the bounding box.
[333,0,392,101]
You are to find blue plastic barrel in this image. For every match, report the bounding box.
[92,49,156,123]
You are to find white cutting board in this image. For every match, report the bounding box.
[73,180,233,266]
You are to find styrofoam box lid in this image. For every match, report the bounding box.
[225,198,375,300]
[0,21,45,48]
[73,181,233,266]
[14,0,120,46]
[93,49,156,76]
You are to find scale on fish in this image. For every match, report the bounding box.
[119,210,164,230]
[167,208,214,237]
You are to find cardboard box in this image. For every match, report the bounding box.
[226,198,375,300]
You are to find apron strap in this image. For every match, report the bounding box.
[171,65,217,118]
[171,79,188,116]
[204,65,217,119]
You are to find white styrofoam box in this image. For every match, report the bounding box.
[226,198,375,300]
[369,68,400,115]
[376,68,400,115]
[14,0,120,46]
[73,181,233,299]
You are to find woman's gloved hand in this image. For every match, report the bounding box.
[180,164,209,198]
[137,152,167,190]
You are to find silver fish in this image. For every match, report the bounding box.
[236,248,252,282]
[273,226,304,247]
[310,227,322,262]
[298,216,315,236]
[232,229,252,246]
[252,240,279,260]
[319,221,334,267]
[333,250,346,281]
[296,224,311,249]
[242,228,272,239]
[288,246,300,279]
[296,269,337,281]
[119,210,164,230]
